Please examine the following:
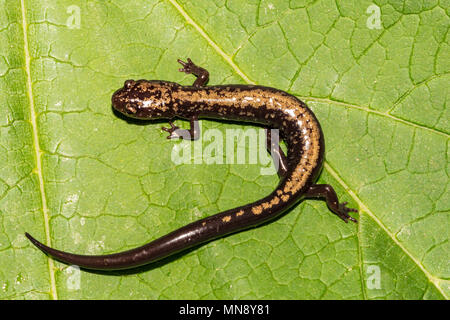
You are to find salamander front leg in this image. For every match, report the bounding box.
[265,129,288,178]
[162,116,200,140]
[305,184,358,223]
[177,58,209,87]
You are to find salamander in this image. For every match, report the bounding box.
[26,58,357,270]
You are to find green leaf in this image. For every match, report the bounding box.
[0,0,448,299]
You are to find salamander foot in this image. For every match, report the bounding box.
[336,202,358,223]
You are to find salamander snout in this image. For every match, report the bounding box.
[111,79,138,115]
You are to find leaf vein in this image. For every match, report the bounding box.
[167,0,255,84]
[20,0,58,300]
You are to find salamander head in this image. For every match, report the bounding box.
[112,79,177,119]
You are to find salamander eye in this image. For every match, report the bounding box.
[124,80,135,89]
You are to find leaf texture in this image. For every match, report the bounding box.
[0,0,448,299]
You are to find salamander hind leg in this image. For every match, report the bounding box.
[305,184,358,223]
[162,116,200,140]
[177,58,209,87]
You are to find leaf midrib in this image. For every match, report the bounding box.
[20,0,58,300]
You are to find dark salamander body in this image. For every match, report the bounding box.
[26,59,357,270]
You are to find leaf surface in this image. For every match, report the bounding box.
[0,0,448,299]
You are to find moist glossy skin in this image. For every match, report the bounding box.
[25,59,357,270]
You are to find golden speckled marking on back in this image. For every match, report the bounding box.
[113,82,324,220]
[173,85,323,210]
